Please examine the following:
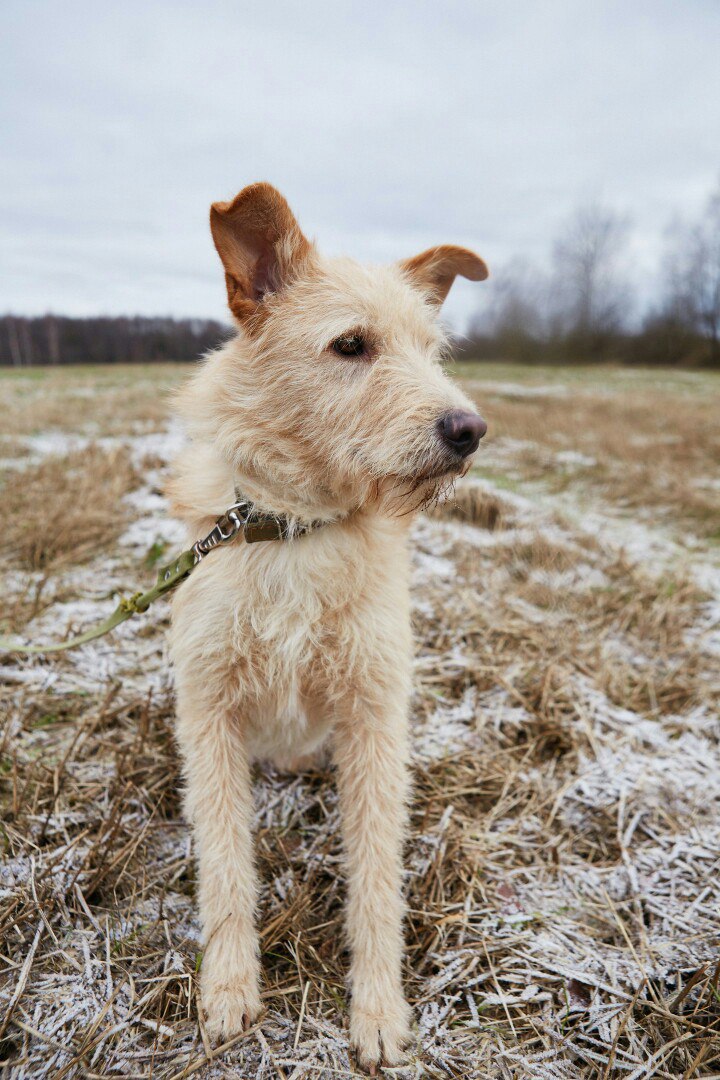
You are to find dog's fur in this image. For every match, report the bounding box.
[167,183,487,1068]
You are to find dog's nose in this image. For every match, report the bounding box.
[438,410,487,457]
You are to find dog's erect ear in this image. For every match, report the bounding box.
[399,245,489,306]
[210,183,311,323]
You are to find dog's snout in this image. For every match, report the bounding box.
[438,410,487,457]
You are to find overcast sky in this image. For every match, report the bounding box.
[2,0,719,330]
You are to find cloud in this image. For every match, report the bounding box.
[1,0,719,329]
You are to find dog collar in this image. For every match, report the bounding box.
[192,493,325,560]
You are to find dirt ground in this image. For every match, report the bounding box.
[1,360,719,1079]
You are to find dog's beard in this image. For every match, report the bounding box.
[379,458,470,518]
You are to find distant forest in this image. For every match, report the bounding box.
[0,315,229,366]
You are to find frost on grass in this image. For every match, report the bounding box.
[2,399,720,1078]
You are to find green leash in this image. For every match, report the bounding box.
[0,498,312,656]
[0,549,197,655]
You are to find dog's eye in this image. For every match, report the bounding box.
[332,334,366,358]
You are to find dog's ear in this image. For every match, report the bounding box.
[399,245,489,306]
[210,183,311,323]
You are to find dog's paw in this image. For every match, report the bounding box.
[201,977,262,1042]
[350,998,413,1072]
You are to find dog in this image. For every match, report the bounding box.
[167,182,488,1070]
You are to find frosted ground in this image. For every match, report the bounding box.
[0,362,718,1078]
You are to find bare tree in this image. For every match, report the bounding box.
[667,182,720,364]
[468,207,633,362]
[550,203,633,353]
[7,318,23,366]
[465,185,720,367]
[471,258,546,339]
[45,315,60,364]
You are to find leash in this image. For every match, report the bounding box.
[0,498,317,655]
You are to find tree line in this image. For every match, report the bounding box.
[0,315,229,366]
[465,180,720,367]
[3,182,719,368]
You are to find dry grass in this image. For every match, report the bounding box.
[429,483,513,531]
[1,363,719,1078]
[0,364,182,439]
[459,372,720,537]
[1,446,138,571]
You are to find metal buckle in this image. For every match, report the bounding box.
[192,500,251,563]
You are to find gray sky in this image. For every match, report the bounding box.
[2,0,719,330]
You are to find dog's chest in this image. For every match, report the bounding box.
[227,520,409,721]
[172,515,411,759]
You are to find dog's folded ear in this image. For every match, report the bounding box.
[399,245,489,306]
[210,183,312,324]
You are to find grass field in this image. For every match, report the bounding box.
[1,361,719,1079]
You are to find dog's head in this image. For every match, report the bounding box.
[206,182,488,519]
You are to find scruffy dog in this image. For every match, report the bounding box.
[167,183,488,1069]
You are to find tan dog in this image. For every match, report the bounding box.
[167,183,488,1070]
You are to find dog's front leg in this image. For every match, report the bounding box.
[175,687,262,1040]
[333,696,413,1069]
